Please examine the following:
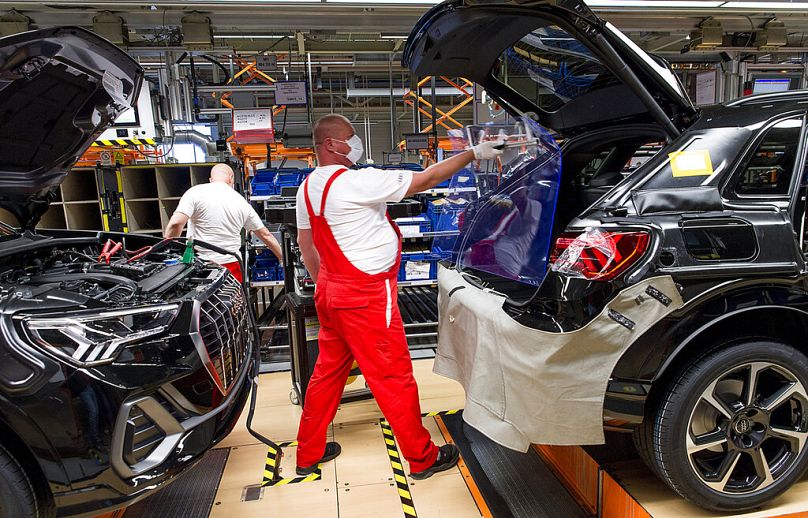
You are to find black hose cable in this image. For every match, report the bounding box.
[161,236,283,477]
[200,54,231,86]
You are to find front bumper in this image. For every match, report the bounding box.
[54,354,252,517]
[434,265,683,450]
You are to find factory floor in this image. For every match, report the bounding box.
[210,358,485,518]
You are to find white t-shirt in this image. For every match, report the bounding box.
[175,182,265,264]
[296,165,414,275]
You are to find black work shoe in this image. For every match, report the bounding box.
[410,444,460,480]
[296,441,341,475]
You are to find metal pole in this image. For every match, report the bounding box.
[389,54,396,151]
[430,76,437,133]
[307,52,314,125]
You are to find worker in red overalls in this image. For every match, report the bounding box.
[295,114,503,479]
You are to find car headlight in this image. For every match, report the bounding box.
[23,304,179,367]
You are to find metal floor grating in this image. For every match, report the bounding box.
[122,448,230,518]
[441,412,590,518]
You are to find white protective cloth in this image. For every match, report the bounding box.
[435,265,684,451]
[175,182,265,264]
[296,165,414,275]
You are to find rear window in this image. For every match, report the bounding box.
[492,25,621,113]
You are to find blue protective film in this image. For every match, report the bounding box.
[450,118,562,286]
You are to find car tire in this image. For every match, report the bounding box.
[647,340,808,512]
[0,443,39,518]
[632,419,660,478]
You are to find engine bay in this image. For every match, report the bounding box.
[0,236,224,310]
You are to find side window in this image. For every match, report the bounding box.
[733,116,803,197]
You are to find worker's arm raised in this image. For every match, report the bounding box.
[164,212,189,238]
[405,140,504,196]
[254,226,283,261]
[297,229,320,283]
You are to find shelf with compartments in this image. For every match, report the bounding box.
[119,163,219,234]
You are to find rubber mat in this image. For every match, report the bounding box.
[122,448,230,518]
[441,412,590,518]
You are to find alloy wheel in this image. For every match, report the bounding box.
[686,361,808,495]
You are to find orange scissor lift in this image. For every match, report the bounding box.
[400,76,475,161]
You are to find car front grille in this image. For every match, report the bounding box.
[198,275,250,393]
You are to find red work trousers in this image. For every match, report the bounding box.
[221,261,243,283]
[295,273,438,473]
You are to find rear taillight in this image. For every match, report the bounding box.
[549,230,650,281]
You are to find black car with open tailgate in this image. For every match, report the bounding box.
[406,0,808,512]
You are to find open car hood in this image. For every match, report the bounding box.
[0,26,143,229]
[403,0,696,138]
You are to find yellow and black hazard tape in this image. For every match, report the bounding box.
[421,409,460,418]
[261,440,322,487]
[380,419,418,518]
[91,137,159,147]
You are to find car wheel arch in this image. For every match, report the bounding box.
[652,304,808,382]
[0,407,61,511]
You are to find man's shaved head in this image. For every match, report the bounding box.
[313,114,354,145]
[313,114,358,167]
[210,163,235,187]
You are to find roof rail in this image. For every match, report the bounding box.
[726,90,808,107]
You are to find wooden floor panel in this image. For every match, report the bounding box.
[213,358,482,518]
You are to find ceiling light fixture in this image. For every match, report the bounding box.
[216,35,284,39]
[722,2,808,8]
[327,0,442,4]
[586,1,725,6]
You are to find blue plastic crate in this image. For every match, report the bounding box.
[252,267,276,281]
[252,183,272,196]
[251,169,278,196]
[399,253,438,281]
[395,215,431,237]
[427,199,467,230]
[449,171,476,189]
[274,172,304,189]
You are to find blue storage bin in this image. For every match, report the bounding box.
[427,198,467,230]
[449,171,476,189]
[395,215,431,237]
[399,252,439,281]
[274,172,304,192]
[251,169,278,196]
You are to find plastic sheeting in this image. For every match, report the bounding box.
[448,118,562,286]
[434,265,684,450]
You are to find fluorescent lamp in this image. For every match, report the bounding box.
[328,0,442,4]
[216,35,283,39]
[381,35,409,39]
[721,2,808,8]
[587,1,725,6]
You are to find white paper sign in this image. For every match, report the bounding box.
[232,108,273,131]
[695,71,716,106]
[400,225,422,237]
[406,261,431,280]
[275,81,308,106]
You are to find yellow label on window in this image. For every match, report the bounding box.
[669,150,714,177]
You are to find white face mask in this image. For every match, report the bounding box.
[335,134,364,164]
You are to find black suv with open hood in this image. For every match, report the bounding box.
[0,28,253,517]
[406,0,808,512]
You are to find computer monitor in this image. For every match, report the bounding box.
[753,78,792,95]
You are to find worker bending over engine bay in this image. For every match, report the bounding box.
[164,163,282,281]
